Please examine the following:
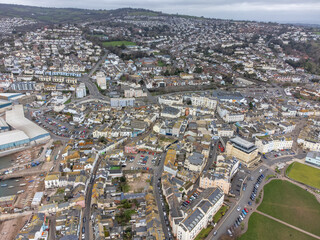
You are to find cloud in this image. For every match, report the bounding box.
[1,0,320,24]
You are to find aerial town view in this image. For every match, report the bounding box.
[0,1,319,240]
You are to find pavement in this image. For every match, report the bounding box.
[79,52,109,99]
[48,215,56,240]
[152,151,170,239]
[83,154,101,240]
[206,166,272,240]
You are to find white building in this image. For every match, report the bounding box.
[76,83,86,98]
[96,71,107,90]
[31,192,44,207]
[161,106,181,119]
[255,137,293,153]
[124,88,146,98]
[185,152,206,172]
[176,188,224,240]
[191,96,217,110]
[305,151,320,167]
[45,174,60,189]
[217,105,244,123]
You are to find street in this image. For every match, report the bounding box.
[152,151,170,239]
[207,165,272,240]
[83,154,101,240]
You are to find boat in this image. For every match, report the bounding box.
[1,184,8,187]
[8,186,14,189]
[17,190,24,194]
[19,183,26,186]
[15,179,20,182]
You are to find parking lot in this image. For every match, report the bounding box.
[264,149,295,160]
[230,167,249,197]
[124,152,157,171]
[28,110,91,139]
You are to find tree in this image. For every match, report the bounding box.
[194,67,203,74]
[249,102,254,110]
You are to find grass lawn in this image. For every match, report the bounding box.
[265,174,276,181]
[194,225,213,240]
[286,162,320,189]
[64,99,71,104]
[258,180,320,236]
[102,41,136,47]
[239,212,317,240]
[213,205,229,224]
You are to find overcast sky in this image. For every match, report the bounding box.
[1,0,319,24]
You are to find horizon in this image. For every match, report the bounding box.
[0,1,319,25]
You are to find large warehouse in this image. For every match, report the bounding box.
[0,105,50,157]
[6,105,50,145]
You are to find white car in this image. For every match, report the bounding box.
[259,169,263,173]
[237,206,241,211]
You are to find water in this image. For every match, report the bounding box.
[0,154,14,170]
[0,178,25,197]
[0,155,25,197]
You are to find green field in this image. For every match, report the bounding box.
[110,166,121,170]
[194,225,213,240]
[102,41,136,47]
[286,162,320,189]
[239,212,317,240]
[257,180,320,236]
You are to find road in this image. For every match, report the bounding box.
[79,52,108,99]
[206,166,272,240]
[194,139,218,187]
[205,139,218,172]
[152,151,170,239]
[48,215,56,240]
[83,154,101,240]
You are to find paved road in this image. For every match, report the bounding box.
[256,210,320,240]
[194,139,218,187]
[84,154,101,240]
[152,151,170,239]
[48,215,56,240]
[205,139,218,172]
[79,52,108,99]
[206,166,272,240]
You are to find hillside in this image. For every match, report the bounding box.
[0,4,163,24]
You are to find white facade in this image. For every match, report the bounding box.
[217,106,244,123]
[176,188,224,240]
[255,137,293,153]
[124,88,146,98]
[217,128,234,137]
[305,152,320,167]
[191,96,217,110]
[96,71,107,90]
[298,138,320,151]
[45,177,59,189]
[76,83,86,98]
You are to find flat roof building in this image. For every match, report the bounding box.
[6,105,50,144]
[305,151,320,167]
[226,137,259,167]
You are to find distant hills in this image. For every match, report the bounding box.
[0,4,165,24]
[0,3,319,28]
